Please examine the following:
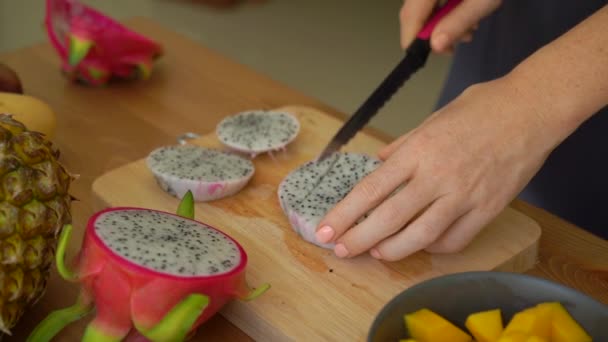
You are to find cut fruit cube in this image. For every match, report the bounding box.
[502,306,551,339]
[526,336,548,342]
[497,331,530,342]
[465,308,503,342]
[404,308,472,342]
[545,302,592,342]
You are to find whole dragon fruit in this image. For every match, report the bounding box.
[45,0,163,86]
[278,152,381,248]
[27,191,269,341]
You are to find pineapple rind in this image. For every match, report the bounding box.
[0,114,73,333]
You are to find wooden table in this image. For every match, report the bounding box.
[1,17,606,341]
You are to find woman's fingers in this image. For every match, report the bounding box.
[430,0,502,52]
[424,208,496,254]
[400,0,500,52]
[460,32,474,43]
[399,0,438,49]
[378,132,411,160]
[330,178,436,258]
[315,156,413,245]
[370,195,469,261]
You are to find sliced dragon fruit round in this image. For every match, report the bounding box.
[28,192,269,342]
[146,145,255,202]
[216,110,300,157]
[278,152,382,249]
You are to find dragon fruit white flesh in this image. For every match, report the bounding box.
[146,145,255,202]
[95,209,241,276]
[278,152,382,249]
[28,191,269,342]
[216,110,300,157]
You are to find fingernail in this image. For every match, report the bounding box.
[316,226,334,243]
[334,244,349,258]
[370,249,382,259]
[433,33,449,51]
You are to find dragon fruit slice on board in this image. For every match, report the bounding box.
[278,152,382,249]
[27,191,269,342]
[45,0,163,86]
[146,145,255,202]
[216,110,300,158]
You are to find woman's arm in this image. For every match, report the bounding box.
[315,5,608,261]
[507,4,608,141]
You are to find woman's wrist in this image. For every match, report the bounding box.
[504,57,597,148]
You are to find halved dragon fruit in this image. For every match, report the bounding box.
[28,191,269,342]
[146,145,255,202]
[45,0,163,86]
[216,110,300,158]
[278,152,381,248]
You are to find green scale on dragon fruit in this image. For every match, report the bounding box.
[278,152,381,249]
[27,191,269,342]
[146,145,255,202]
[216,110,300,158]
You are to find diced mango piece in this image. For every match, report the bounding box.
[465,308,503,342]
[399,339,417,342]
[501,306,551,339]
[545,302,592,342]
[497,331,530,342]
[404,308,472,342]
[526,336,547,342]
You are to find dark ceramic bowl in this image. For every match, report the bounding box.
[368,271,608,341]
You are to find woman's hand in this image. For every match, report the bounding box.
[315,76,557,261]
[399,0,503,52]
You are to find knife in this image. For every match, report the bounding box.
[317,0,462,161]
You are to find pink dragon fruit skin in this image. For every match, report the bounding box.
[45,0,163,86]
[28,191,269,342]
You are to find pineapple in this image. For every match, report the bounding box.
[0,114,73,333]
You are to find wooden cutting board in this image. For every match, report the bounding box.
[92,105,541,341]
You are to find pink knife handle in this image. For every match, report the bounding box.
[417,0,463,40]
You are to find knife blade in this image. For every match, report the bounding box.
[316,0,462,162]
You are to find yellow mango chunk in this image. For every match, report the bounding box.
[544,302,592,342]
[404,308,472,342]
[497,331,530,342]
[501,306,551,339]
[465,308,503,342]
[399,340,417,342]
[526,336,547,342]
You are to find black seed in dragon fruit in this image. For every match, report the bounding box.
[278,152,382,248]
[146,145,255,202]
[216,110,300,157]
